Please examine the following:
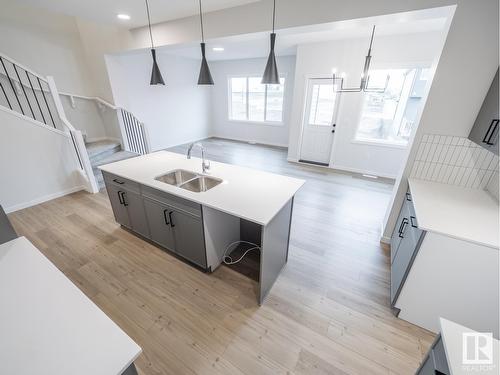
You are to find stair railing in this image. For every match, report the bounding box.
[0,51,99,194]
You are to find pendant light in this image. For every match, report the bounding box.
[332,26,388,93]
[197,0,214,85]
[145,0,165,85]
[261,0,280,84]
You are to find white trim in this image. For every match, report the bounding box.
[351,138,408,149]
[210,135,288,149]
[84,136,122,144]
[380,235,392,244]
[0,52,47,82]
[330,163,397,180]
[227,119,284,127]
[4,186,86,213]
[0,105,68,137]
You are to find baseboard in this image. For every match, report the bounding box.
[380,235,391,244]
[4,185,86,213]
[84,136,122,144]
[330,164,397,180]
[209,135,288,149]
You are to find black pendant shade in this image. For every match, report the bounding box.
[262,33,279,84]
[150,48,165,85]
[198,43,214,85]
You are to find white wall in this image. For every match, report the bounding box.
[106,51,211,151]
[0,1,92,96]
[0,108,84,212]
[288,32,443,178]
[210,56,296,147]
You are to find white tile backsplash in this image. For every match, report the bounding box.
[410,134,499,189]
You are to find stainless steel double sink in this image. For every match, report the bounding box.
[155,169,222,192]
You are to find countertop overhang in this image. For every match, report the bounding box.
[409,178,499,249]
[99,151,305,226]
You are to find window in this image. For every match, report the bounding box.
[229,76,285,123]
[308,83,338,126]
[355,68,429,146]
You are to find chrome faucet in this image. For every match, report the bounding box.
[187,142,210,173]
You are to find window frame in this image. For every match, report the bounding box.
[227,74,286,126]
[352,66,429,148]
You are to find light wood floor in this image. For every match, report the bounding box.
[9,138,435,374]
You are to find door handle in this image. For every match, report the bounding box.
[119,191,128,206]
[163,209,170,226]
[405,192,412,201]
[410,216,418,228]
[484,119,499,145]
[398,218,409,238]
[332,123,336,133]
[117,191,124,205]
[168,211,175,227]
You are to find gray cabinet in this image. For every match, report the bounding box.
[469,69,499,155]
[104,170,207,269]
[107,184,131,228]
[416,335,450,375]
[144,198,175,251]
[170,210,206,268]
[390,189,425,305]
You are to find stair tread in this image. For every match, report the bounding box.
[94,151,138,167]
[86,140,121,158]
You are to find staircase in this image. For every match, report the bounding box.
[86,140,137,188]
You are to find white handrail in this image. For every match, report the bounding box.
[0,52,48,83]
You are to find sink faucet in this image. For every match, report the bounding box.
[187,142,210,173]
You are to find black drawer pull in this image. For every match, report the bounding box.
[406,192,412,201]
[169,211,175,227]
[119,191,128,206]
[117,191,124,205]
[410,216,418,228]
[113,178,125,185]
[399,218,409,238]
[163,209,170,226]
[483,119,499,145]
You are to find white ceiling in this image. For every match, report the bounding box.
[156,13,448,61]
[15,0,261,29]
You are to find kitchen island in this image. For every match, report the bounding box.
[99,150,305,304]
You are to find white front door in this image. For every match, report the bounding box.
[299,78,340,165]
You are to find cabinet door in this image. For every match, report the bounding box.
[121,190,150,239]
[144,199,175,252]
[390,219,416,304]
[106,184,131,228]
[391,202,409,264]
[469,69,499,155]
[170,210,206,268]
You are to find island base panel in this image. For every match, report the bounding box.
[259,198,293,305]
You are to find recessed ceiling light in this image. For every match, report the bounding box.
[117,14,131,20]
[212,47,224,52]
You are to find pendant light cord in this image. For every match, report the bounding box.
[272,0,276,33]
[368,25,375,53]
[145,0,154,48]
[199,0,205,43]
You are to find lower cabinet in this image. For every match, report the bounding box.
[144,198,175,251]
[416,335,450,375]
[390,189,425,305]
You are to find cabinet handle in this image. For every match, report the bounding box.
[113,178,125,185]
[410,216,418,228]
[119,191,128,206]
[168,211,175,227]
[484,119,499,145]
[406,192,412,201]
[163,209,170,226]
[399,218,409,238]
[117,191,124,205]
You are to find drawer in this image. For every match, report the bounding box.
[142,185,202,218]
[102,171,141,194]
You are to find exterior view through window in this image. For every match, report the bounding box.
[355,68,430,146]
[229,76,285,123]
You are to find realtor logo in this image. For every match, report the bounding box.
[463,332,493,365]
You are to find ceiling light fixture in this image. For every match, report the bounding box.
[117,14,131,20]
[212,47,224,52]
[145,0,165,85]
[332,26,388,93]
[261,0,279,84]
[197,0,214,85]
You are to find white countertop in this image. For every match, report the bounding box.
[99,151,305,226]
[440,318,499,375]
[0,237,142,375]
[409,179,499,249]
